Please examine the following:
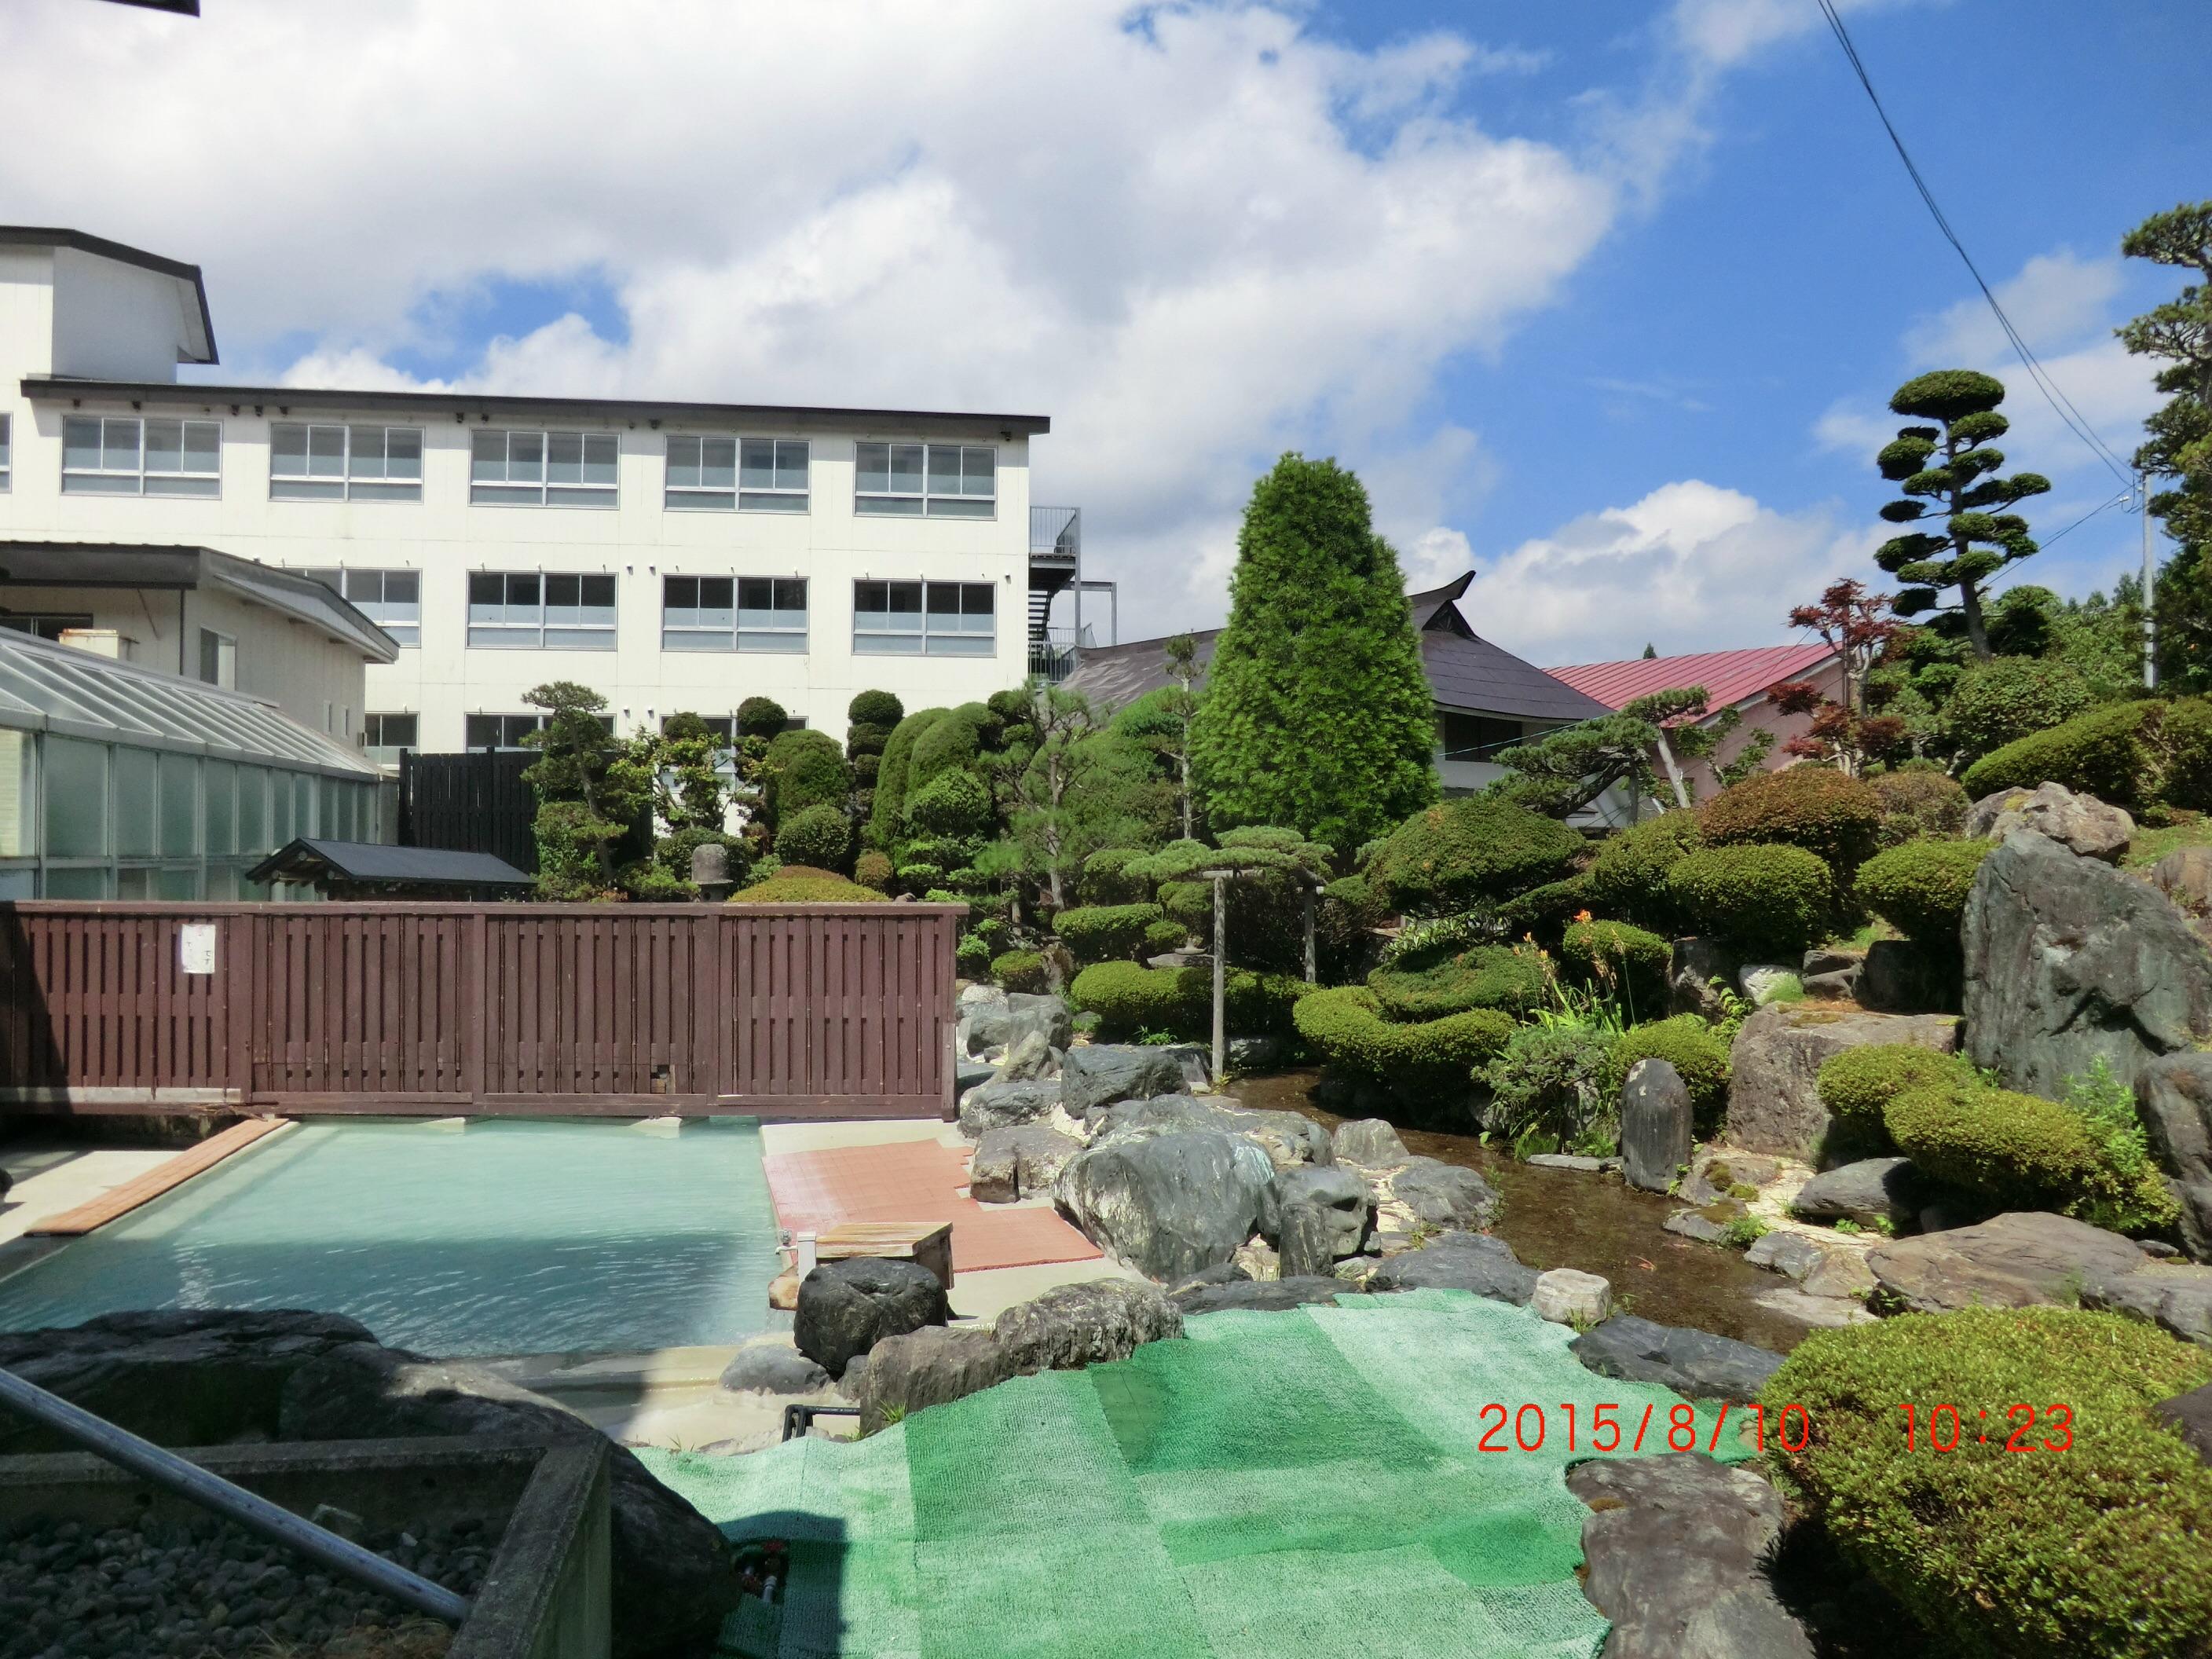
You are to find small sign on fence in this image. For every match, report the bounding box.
[178,923,217,976]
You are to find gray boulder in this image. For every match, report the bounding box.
[968,1120,1083,1204]
[1966,781,2134,861]
[1738,962,1801,1006]
[965,991,1073,1057]
[279,1342,737,1658]
[718,1340,831,1396]
[2155,1382,2212,1464]
[993,1278,1182,1373]
[1385,1156,1501,1229]
[1530,1268,1612,1325]
[1054,1129,1276,1280]
[852,1325,1014,1436]
[956,1077,1062,1137]
[1366,1231,1536,1305]
[1091,1092,1328,1168]
[1727,1004,1960,1161]
[1857,939,1962,1014]
[1866,1210,2161,1316]
[1664,1210,1736,1244]
[1621,1058,1693,1193]
[1263,1164,1372,1276]
[1745,1230,1873,1298]
[1331,1117,1410,1166]
[954,1057,994,1101]
[1669,936,1743,1021]
[991,1028,1061,1083]
[2137,1052,2212,1261]
[1171,1276,1361,1315]
[793,1257,950,1379]
[1061,1045,1191,1116]
[2152,844,2212,916]
[1964,828,2212,1097]
[1569,1314,1784,1400]
[1789,1156,1922,1229]
[1567,1454,1815,1659]
[2082,1264,2212,1346]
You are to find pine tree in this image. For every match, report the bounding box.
[1187,455,1438,851]
[1872,370,2050,659]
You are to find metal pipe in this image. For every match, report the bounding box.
[0,1365,471,1626]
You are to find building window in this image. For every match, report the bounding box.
[197,629,237,690]
[0,613,95,643]
[853,580,995,655]
[1437,712,1524,761]
[661,576,808,652]
[296,569,421,646]
[855,442,995,518]
[664,436,808,512]
[62,416,221,497]
[0,413,10,491]
[466,573,617,650]
[470,429,617,507]
[668,714,736,743]
[464,711,613,749]
[363,713,418,751]
[270,423,423,502]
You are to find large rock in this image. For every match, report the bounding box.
[1857,939,1963,1015]
[1567,1454,1815,1659]
[1745,1230,1873,1298]
[1091,1092,1328,1168]
[1569,1315,1784,1401]
[2137,1053,2212,1261]
[279,1342,736,1658]
[1060,1045,1191,1116]
[1170,1276,1360,1315]
[993,1278,1182,1373]
[1789,1156,1922,1229]
[1331,1118,1410,1166]
[1669,936,1743,1021]
[851,1325,1014,1437]
[1365,1231,1536,1305]
[1260,1164,1371,1254]
[956,1077,1062,1137]
[991,1027,1061,1083]
[2151,844,2212,916]
[718,1339,831,1397]
[1530,1268,1611,1325]
[1963,829,2212,1097]
[965,991,1073,1057]
[1054,1130,1276,1280]
[793,1257,950,1379]
[2155,1382,2212,1464]
[1966,781,2134,861]
[1383,1155,1501,1229]
[968,1120,1083,1204]
[1727,1004,1960,1161]
[1621,1058,1693,1193]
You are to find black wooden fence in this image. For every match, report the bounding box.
[398,752,538,873]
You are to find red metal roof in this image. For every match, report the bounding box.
[1546,643,1837,713]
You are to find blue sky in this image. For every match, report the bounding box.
[2,0,2204,661]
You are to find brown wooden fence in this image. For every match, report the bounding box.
[0,902,961,1119]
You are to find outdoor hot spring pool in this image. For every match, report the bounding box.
[0,1118,787,1357]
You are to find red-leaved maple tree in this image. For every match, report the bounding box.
[1768,578,1908,775]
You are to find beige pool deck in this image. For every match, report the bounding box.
[0,1142,189,1287]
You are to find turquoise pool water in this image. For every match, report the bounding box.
[0,1118,786,1357]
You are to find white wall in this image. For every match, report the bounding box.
[47,247,198,381]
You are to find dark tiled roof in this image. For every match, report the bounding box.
[248,838,532,888]
[1064,570,1612,723]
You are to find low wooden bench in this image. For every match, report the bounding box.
[768,1220,954,1309]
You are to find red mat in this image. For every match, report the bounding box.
[763,1141,1101,1274]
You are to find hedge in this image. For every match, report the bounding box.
[1291,985,1514,1079]
[1942,655,2094,767]
[771,803,851,870]
[1080,847,1155,905]
[1869,767,1968,845]
[1053,903,1166,964]
[1559,919,1670,1013]
[1070,960,1313,1041]
[1855,837,1991,942]
[1368,797,1582,912]
[991,949,1047,994]
[1815,1043,1962,1130]
[1664,843,1833,954]
[1584,811,1701,932]
[1366,944,1546,1020]
[1698,767,1881,877]
[1603,1016,1730,1131]
[763,728,851,822]
[728,864,888,903]
[1762,1308,2212,1658]
[1961,697,2212,811]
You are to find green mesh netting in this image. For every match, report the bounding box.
[641,1288,1756,1659]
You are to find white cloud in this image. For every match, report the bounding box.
[1669,0,1929,69]
[1467,480,1877,664]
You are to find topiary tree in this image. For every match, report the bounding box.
[1188,454,1438,850]
[774,802,851,871]
[903,767,994,840]
[848,689,904,732]
[1868,768,1968,845]
[1698,767,1882,880]
[735,697,788,741]
[761,729,851,829]
[1939,655,2097,767]
[1559,919,1670,1013]
[1366,797,1582,914]
[1856,838,1991,943]
[1584,811,1703,934]
[520,680,654,899]
[1872,369,2052,660]
[1489,687,1738,819]
[867,708,947,848]
[1113,635,1203,841]
[991,685,1163,910]
[1665,844,1834,954]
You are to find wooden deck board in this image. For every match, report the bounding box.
[26,1117,291,1236]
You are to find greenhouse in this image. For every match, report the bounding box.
[0,628,384,899]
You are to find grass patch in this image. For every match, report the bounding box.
[2122,813,2212,871]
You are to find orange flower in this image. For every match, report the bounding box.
[1573,909,1593,923]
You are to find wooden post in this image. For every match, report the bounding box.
[1210,872,1226,1085]
[1302,885,1317,984]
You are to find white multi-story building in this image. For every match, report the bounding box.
[0,227,1082,758]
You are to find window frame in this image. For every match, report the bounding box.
[661,435,811,513]
[466,570,618,651]
[269,422,423,503]
[362,712,419,752]
[852,579,997,656]
[855,441,996,519]
[463,711,614,750]
[469,427,619,508]
[296,568,422,647]
[61,415,222,498]
[660,574,808,653]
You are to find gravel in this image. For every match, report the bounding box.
[0,1512,493,1659]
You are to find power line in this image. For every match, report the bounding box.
[2036,489,2133,551]
[1813,0,2134,489]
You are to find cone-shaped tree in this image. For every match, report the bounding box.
[2119,200,2212,687]
[1871,369,2050,659]
[1188,454,1438,851]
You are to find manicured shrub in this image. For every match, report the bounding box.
[1367,944,1546,1020]
[773,802,851,870]
[763,729,851,822]
[734,697,788,740]
[728,864,888,903]
[1320,872,1387,929]
[1368,797,1582,912]
[895,862,946,892]
[1080,847,1154,905]
[1664,844,1833,954]
[1559,919,1670,1012]
[903,767,993,838]
[1493,873,1594,943]
[1292,986,1514,1080]
[991,949,1046,994]
[907,701,991,789]
[1961,697,2212,811]
[1699,767,1881,878]
[848,752,881,789]
[1584,811,1701,932]
[848,689,904,731]
[868,708,947,845]
[1604,1016,1730,1130]
[1855,837,1991,942]
[1762,1307,2212,1659]
[1815,1043,1963,1130]
[1053,903,1166,964]
[1159,880,1210,934]
[1477,1024,1615,1156]
[1143,918,1187,955]
[954,932,991,978]
[1942,655,2095,767]
[1071,961,1313,1041]
[852,850,894,892]
[1869,767,1968,845]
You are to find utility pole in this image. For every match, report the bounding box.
[2143,470,2159,690]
